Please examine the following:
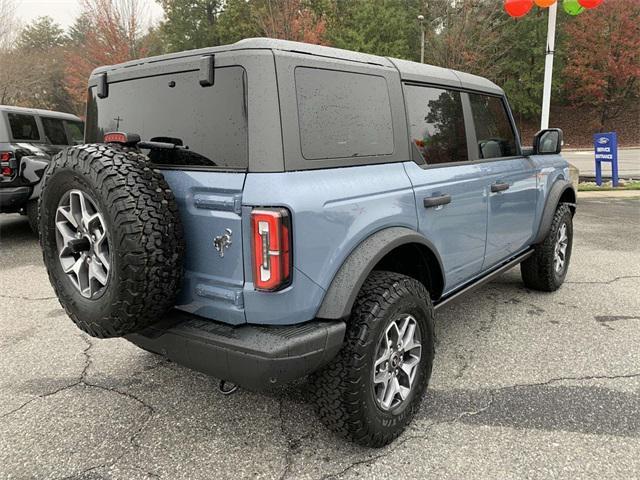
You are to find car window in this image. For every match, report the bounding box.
[85,66,248,170]
[41,117,69,145]
[65,121,84,144]
[404,85,468,165]
[8,113,40,141]
[469,94,518,159]
[295,67,394,160]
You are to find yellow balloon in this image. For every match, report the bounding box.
[534,0,556,6]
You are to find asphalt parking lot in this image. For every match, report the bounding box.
[1,193,639,480]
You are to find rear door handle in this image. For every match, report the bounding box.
[423,194,452,208]
[491,182,510,193]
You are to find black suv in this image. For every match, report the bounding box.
[0,105,84,232]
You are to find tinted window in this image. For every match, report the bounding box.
[8,113,40,141]
[469,94,518,159]
[295,67,394,160]
[66,121,84,144]
[404,85,467,165]
[86,66,248,169]
[42,117,68,145]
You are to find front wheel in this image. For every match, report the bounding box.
[310,271,435,447]
[521,203,573,292]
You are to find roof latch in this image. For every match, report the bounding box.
[199,55,215,87]
[97,72,109,99]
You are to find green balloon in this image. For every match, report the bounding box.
[563,0,585,15]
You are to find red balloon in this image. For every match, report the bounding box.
[504,0,534,17]
[578,0,603,7]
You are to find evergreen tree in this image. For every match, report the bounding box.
[157,0,222,52]
[17,16,65,51]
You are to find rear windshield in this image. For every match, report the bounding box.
[85,66,248,170]
[8,113,40,141]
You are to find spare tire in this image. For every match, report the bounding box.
[39,144,184,338]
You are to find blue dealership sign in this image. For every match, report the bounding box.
[594,132,618,187]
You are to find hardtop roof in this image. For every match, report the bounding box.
[91,37,503,96]
[0,105,82,121]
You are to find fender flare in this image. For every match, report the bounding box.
[20,155,50,200]
[532,180,576,244]
[316,227,444,320]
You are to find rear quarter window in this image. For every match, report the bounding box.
[295,67,394,160]
[41,117,69,145]
[86,66,248,170]
[8,113,40,141]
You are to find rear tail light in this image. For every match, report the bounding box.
[1,151,13,177]
[251,208,292,291]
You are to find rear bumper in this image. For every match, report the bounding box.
[126,310,346,390]
[0,186,31,212]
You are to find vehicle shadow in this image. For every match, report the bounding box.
[0,214,37,241]
[0,214,41,269]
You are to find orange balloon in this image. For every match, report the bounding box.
[534,0,556,6]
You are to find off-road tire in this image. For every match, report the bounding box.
[521,203,573,292]
[309,271,435,447]
[39,144,184,338]
[25,199,39,235]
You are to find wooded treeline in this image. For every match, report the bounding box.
[0,0,638,136]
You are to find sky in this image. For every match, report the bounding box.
[15,0,165,30]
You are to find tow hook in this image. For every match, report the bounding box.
[218,379,238,395]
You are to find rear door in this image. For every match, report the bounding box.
[466,93,537,269]
[85,64,249,324]
[402,84,488,292]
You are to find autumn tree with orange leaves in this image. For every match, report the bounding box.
[64,0,150,114]
[255,0,327,45]
[563,0,640,130]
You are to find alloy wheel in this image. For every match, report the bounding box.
[55,189,111,299]
[372,314,422,411]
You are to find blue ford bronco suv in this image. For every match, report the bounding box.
[39,39,576,447]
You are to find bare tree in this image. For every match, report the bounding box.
[65,0,153,113]
[0,0,20,50]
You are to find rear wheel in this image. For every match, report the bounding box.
[39,144,184,338]
[521,203,573,292]
[310,271,435,447]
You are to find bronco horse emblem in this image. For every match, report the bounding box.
[213,228,233,258]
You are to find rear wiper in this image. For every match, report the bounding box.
[137,141,188,151]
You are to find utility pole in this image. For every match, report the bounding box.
[418,14,425,63]
[540,2,558,130]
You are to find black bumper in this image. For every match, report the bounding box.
[126,310,346,390]
[0,186,31,213]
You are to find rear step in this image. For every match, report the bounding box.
[126,310,345,390]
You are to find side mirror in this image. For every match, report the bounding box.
[533,128,563,155]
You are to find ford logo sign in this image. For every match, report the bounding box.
[597,137,609,145]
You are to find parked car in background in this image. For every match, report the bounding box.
[0,106,84,232]
[38,39,575,447]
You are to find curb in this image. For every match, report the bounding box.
[578,190,640,198]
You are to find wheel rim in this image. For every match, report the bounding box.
[372,314,422,411]
[554,222,568,274]
[55,189,111,299]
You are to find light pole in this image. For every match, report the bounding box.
[418,14,425,63]
[540,2,558,130]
